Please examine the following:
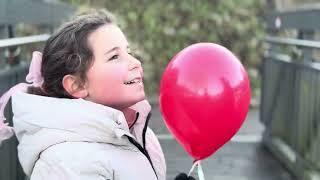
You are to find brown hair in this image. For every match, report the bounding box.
[28,9,115,98]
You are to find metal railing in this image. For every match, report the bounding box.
[0,34,50,48]
[264,36,320,49]
[262,15,320,180]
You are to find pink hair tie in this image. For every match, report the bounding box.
[26,51,44,87]
[0,51,43,144]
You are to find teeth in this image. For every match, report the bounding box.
[124,79,141,85]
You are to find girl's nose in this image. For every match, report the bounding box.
[128,54,142,70]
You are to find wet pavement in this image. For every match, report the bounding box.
[148,104,296,180]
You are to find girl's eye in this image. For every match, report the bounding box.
[109,55,119,61]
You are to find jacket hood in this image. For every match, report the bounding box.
[11,92,151,176]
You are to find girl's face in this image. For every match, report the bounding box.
[84,24,145,110]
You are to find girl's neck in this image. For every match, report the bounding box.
[121,108,137,128]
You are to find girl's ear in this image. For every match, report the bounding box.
[62,75,88,98]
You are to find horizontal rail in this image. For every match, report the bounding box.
[264,36,320,49]
[0,34,50,48]
[265,53,320,71]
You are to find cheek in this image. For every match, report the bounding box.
[104,66,128,84]
[93,65,128,97]
[90,63,127,81]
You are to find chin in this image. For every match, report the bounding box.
[113,92,146,110]
[132,94,146,105]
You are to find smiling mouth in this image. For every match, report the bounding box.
[124,78,142,85]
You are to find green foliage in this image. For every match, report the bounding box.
[64,0,266,96]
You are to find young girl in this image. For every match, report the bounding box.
[0,10,167,180]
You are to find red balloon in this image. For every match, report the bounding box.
[159,43,251,160]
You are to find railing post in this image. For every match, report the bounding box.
[298,30,315,62]
[0,25,7,67]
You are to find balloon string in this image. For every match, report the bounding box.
[188,160,206,180]
[188,160,198,177]
[198,161,205,180]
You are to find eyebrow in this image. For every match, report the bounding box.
[104,47,118,55]
[104,45,130,55]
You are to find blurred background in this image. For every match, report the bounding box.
[0,0,320,180]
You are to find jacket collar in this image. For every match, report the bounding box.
[12,92,136,141]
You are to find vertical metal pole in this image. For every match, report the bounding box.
[298,30,315,62]
[0,25,8,67]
